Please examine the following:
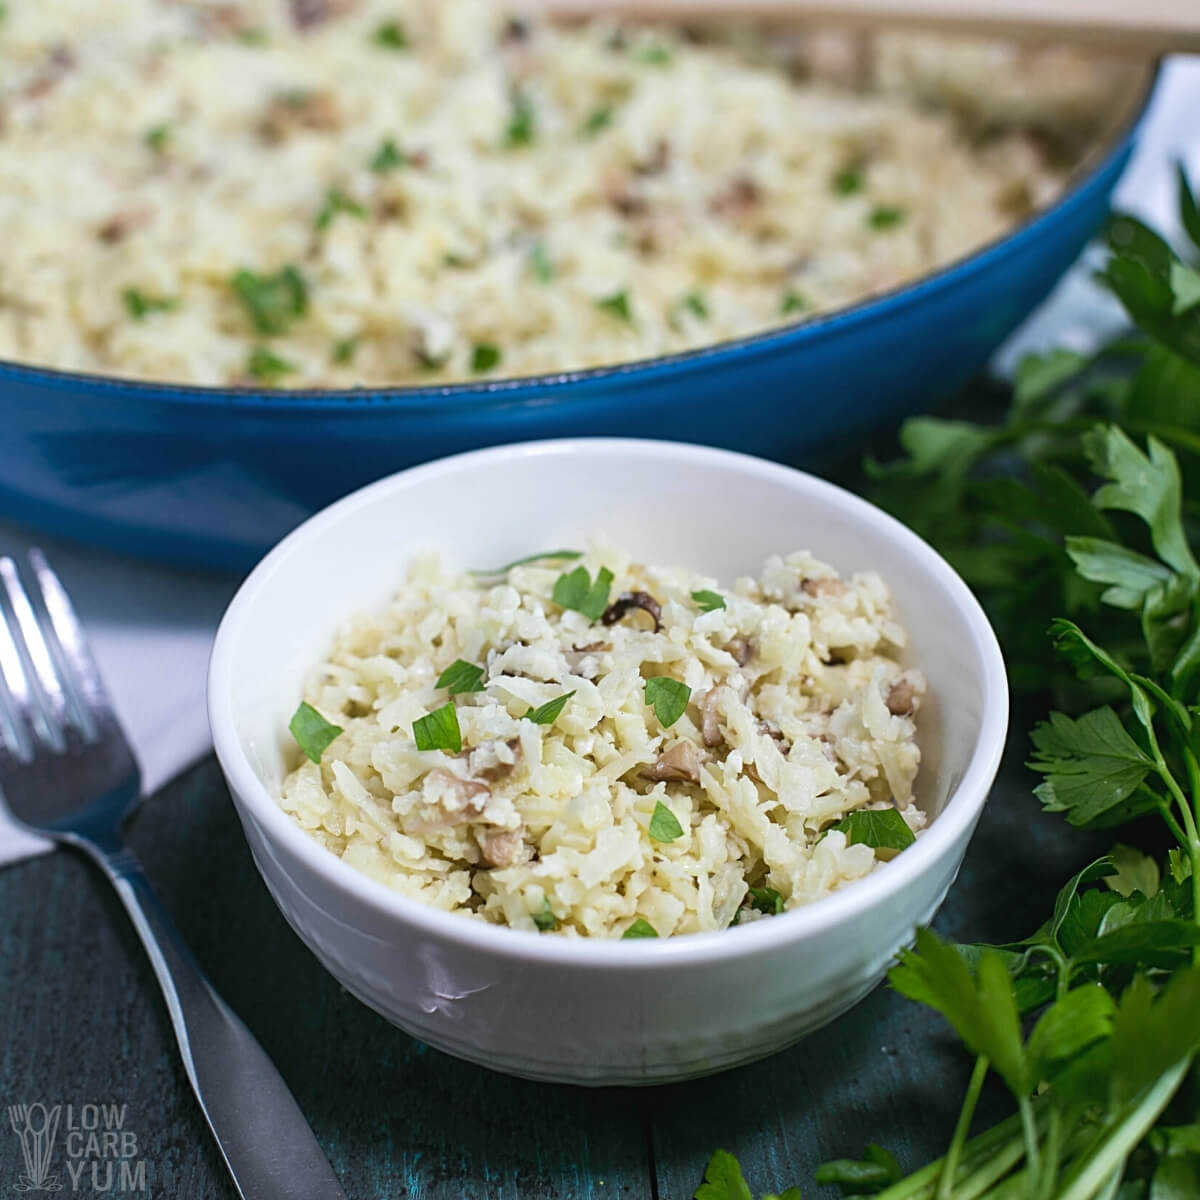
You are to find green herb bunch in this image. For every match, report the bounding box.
[695,172,1200,1199]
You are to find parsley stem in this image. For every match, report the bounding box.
[937,1054,988,1200]
[1055,1056,1191,1200]
[1018,1096,1042,1186]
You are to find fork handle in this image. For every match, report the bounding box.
[80,836,347,1200]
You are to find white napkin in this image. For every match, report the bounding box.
[0,58,1198,868]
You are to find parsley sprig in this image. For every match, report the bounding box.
[702,165,1200,1200]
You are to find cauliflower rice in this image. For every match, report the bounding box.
[0,0,1128,387]
[280,546,927,938]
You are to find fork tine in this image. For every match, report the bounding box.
[29,549,109,735]
[0,556,68,752]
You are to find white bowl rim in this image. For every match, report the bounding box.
[208,437,1009,970]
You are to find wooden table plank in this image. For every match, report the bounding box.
[0,759,652,1199]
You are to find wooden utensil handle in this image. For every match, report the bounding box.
[532,0,1200,54]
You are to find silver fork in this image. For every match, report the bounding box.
[0,550,347,1200]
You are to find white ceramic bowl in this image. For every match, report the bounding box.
[208,439,1008,1086]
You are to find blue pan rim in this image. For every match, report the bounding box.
[0,62,1159,413]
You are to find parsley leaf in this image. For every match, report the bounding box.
[504,89,536,147]
[832,166,864,195]
[622,918,658,939]
[691,589,726,613]
[245,345,295,381]
[370,20,408,50]
[595,290,634,324]
[435,659,485,695]
[531,899,557,932]
[833,809,916,858]
[648,800,684,842]
[780,290,807,316]
[471,343,502,373]
[122,289,179,320]
[552,565,614,620]
[370,138,407,173]
[332,336,358,364]
[815,1145,902,1195]
[680,290,709,320]
[231,265,308,335]
[289,702,343,763]
[525,692,574,726]
[145,123,171,154]
[890,928,1028,1096]
[529,242,554,283]
[868,205,905,231]
[412,703,462,753]
[695,1150,752,1200]
[645,677,691,728]
[1028,707,1156,828]
[633,42,672,66]
[316,187,366,231]
[581,106,613,137]
[748,887,783,915]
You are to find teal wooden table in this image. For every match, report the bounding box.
[0,724,1105,1199]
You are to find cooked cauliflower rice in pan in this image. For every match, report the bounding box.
[0,0,1128,387]
[280,547,927,937]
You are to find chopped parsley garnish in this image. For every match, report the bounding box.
[748,886,784,915]
[648,801,684,843]
[833,808,916,858]
[868,205,906,231]
[552,565,613,620]
[237,28,268,46]
[145,124,172,154]
[369,138,407,173]
[780,290,808,316]
[531,899,558,932]
[289,701,343,763]
[316,187,366,231]
[529,242,554,283]
[595,290,633,324]
[691,589,725,612]
[121,289,179,320]
[622,918,658,939]
[525,692,575,726]
[435,659,485,695]
[504,90,536,148]
[370,20,409,50]
[633,43,672,66]
[471,343,502,373]
[581,106,614,137]
[832,166,864,195]
[681,291,709,320]
[332,336,358,364]
[231,265,308,335]
[644,677,691,728]
[412,703,462,753]
[469,550,582,577]
[245,346,295,381]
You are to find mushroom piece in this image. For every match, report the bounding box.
[801,576,848,598]
[641,740,705,784]
[290,0,358,29]
[701,684,731,748]
[635,139,671,177]
[478,826,524,869]
[601,591,662,633]
[710,175,761,219]
[260,90,342,141]
[474,738,522,783]
[425,769,490,819]
[725,636,753,667]
[97,209,151,244]
[886,679,916,717]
